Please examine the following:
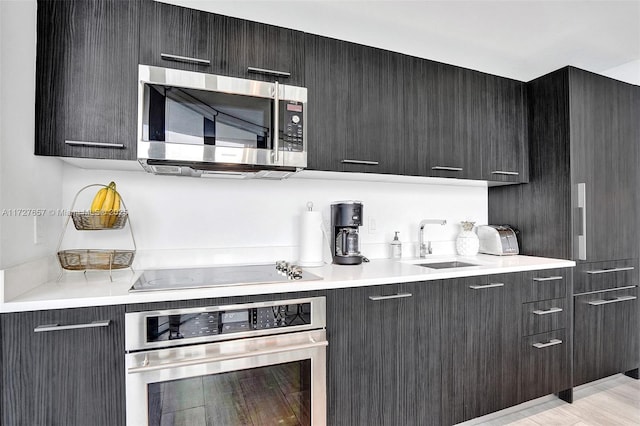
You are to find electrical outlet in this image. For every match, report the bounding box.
[369,217,377,234]
[33,216,44,245]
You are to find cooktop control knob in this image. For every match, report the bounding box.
[275,261,303,280]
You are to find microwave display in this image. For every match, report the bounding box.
[143,83,304,152]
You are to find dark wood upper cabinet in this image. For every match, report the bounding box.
[481,74,529,183]
[489,66,638,262]
[404,62,528,182]
[1,305,126,425]
[35,0,139,159]
[305,34,405,174]
[140,0,305,85]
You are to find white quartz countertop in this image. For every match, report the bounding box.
[0,254,575,313]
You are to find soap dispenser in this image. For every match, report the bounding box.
[390,231,402,259]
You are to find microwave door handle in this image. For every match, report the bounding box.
[272,81,280,164]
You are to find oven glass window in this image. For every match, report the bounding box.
[147,360,311,426]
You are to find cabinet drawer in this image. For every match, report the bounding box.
[522,298,567,336]
[520,329,571,402]
[573,286,639,386]
[522,269,569,302]
[574,259,638,294]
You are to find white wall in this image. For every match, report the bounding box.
[60,166,488,261]
[601,60,640,86]
[0,0,63,269]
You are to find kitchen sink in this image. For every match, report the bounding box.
[415,261,479,269]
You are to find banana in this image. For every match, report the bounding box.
[100,182,116,227]
[90,187,108,212]
[108,190,121,228]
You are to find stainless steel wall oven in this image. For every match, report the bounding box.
[125,297,327,425]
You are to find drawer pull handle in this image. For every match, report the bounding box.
[533,307,563,315]
[533,338,563,349]
[247,66,291,78]
[588,295,637,306]
[432,166,463,171]
[65,140,124,149]
[369,293,412,301]
[160,53,211,65]
[585,266,635,275]
[34,320,111,333]
[532,276,563,282]
[491,171,519,176]
[342,159,379,166]
[469,283,504,290]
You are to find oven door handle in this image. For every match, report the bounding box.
[127,338,328,374]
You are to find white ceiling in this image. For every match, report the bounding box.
[161,0,640,84]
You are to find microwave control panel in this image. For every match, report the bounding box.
[282,101,304,152]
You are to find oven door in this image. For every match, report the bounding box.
[126,329,326,426]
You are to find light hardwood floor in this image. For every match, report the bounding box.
[460,374,640,426]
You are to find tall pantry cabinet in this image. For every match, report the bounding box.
[488,66,640,389]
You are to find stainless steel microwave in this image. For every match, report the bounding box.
[137,65,307,178]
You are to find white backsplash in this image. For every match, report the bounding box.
[60,164,488,264]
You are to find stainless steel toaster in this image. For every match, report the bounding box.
[476,225,519,256]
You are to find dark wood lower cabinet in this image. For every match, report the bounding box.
[1,305,125,426]
[325,281,442,426]
[442,275,521,425]
[574,287,639,386]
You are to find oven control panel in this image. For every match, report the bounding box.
[143,301,313,345]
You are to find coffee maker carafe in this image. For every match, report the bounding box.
[331,201,363,265]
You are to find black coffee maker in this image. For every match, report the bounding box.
[331,201,363,265]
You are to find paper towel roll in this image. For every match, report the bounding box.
[298,211,325,267]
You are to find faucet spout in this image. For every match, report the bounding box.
[419,219,447,258]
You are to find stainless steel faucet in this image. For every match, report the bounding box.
[419,219,447,257]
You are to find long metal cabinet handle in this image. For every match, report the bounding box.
[65,140,124,149]
[533,307,563,315]
[577,183,587,260]
[491,171,520,176]
[588,295,637,306]
[342,159,380,165]
[368,293,413,301]
[585,266,635,275]
[247,66,291,78]
[469,283,504,290]
[34,320,111,333]
[272,81,280,163]
[127,339,328,374]
[432,166,463,171]
[532,276,564,282]
[160,53,211,65]
[532,338,562,349]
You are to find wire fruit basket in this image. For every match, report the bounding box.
[57,184,136,279]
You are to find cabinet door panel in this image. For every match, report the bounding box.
[140,0,217,72]
[304,35,349,171]
[1,305,125,425]
[520,329,571,402]
[569,68,639,261]
[326,282,441,426]
[481,75,528,183]
[36,0,139,159]
[442,274,520,424]
[574,287,639,386]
